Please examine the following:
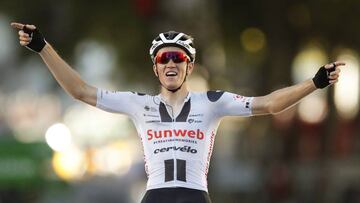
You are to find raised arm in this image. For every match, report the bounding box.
[11,22,97,106]
[251,61,345,115]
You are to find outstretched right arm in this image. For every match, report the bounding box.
[39,43,97,106]
[11,22,97,106]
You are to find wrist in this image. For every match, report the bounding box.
[309,78,318,90]
[39,42,50,55]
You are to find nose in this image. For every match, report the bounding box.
[165,59,176,66]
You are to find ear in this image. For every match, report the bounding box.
[153,64,158,77]
[186,62,194,75]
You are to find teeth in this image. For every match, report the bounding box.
[166,71,177,76]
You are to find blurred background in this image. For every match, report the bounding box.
[0,0,359,202]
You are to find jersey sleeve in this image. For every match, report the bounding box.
[96,89,144,118]
[209,91,253,118]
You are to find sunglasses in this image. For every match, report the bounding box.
[155,51,189,64]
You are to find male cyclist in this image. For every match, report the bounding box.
[11,22,344,203]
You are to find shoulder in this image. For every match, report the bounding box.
[200,90,251,104]
[190,91,226,102]
[206,90,225,102]
[98,89,155,102]
[130,91,151,97]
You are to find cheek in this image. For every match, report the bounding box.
[154,65,164,75]
[181,64,189,74]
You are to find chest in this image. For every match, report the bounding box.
[139,98,211,127]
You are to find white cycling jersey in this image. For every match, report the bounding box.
[96,89,253,192]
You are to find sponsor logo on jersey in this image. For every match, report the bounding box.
[147,129,205,140]
[233,95,251,108]
[143,114,159,117]
[144,106,158,112]
[233,95,245,101]
[146,120,161,123]
[154,145,198,154]
[187,119,202,124]
[189,114,204,117]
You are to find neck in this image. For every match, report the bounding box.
[160,84,189,107]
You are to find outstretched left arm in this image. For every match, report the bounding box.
[251,61,345,115]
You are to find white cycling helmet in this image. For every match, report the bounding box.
[149,31,196,63]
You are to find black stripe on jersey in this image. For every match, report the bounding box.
[159,102,172,122]
[159,99,191,122]
[131,91,146,96]
[175,99,191,122]
[164,159,174,182]
[207,91,224,102]
[176,159,186,182]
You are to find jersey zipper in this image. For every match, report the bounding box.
[172,107,177,185]
[162,93,190,186]
[167,104,177,186]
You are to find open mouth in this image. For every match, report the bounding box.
[165,71,178,77]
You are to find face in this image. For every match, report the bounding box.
[153,47,194,90]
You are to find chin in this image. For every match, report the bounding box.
[166,85,179,90]
[163,80,179,86]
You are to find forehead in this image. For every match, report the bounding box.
[157,47,186,55]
